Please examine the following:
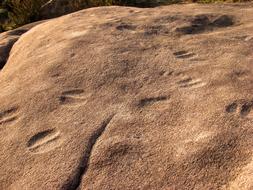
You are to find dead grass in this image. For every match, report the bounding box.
[0,0,251,31]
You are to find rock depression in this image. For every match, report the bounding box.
[0,3,253,190]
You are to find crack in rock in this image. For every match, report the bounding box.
[61,114,115,190]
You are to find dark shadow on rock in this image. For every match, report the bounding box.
[0,38,19,70]
[0,20,47,70]
[176,14,235,35]
[8,29,29,36]
[211,15,234,27]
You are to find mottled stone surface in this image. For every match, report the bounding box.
[1,4,253,190]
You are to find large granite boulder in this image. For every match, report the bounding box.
[1,3,253,190]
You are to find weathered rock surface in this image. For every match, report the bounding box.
[1,3,253,190]
[0,21,46,69]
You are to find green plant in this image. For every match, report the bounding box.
[2,0,47,26]
[0,8,8,20]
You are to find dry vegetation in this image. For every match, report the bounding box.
[0,0,251,31]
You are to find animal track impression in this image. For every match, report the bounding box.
[0,107,19,125]
[174,50,196,59]
[116,23,136,31]
[177,77,206,89]
[226,100,253,117]
[27,129,62,154]
[59,89,90,106]
[138,96,170,107]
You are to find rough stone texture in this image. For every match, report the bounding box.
[0,21,46,70]
[1,3,253,190]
